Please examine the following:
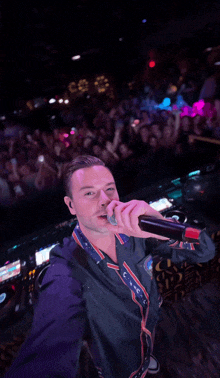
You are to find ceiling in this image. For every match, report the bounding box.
[1,0,220,105]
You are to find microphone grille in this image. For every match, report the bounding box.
[107,213,117,226]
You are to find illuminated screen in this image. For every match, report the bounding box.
[0,260,21,283]
[149,198,172,212]
[35,244,57,266]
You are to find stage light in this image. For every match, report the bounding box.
[63,133,69,138]
[64,99,69,104]
[196,99,205,110]
[49,98,56,104]
[58,99,64,103]
[68,82,77,93]
[72,55,81,61]
[149,61,156,68]
[119,37,123,41]
[188,170,200,177]
[214,61,220,65]
[78,79,89,92]
[142,19,147,23]
[94,75,109,93]
[167,85,177,95]
[162,98,171,107]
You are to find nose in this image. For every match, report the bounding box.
[99,190,111,207]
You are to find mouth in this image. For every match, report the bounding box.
[97,214,108,220]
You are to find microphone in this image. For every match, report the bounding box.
[107,213,202,243]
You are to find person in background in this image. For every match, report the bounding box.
[34,154,58,191]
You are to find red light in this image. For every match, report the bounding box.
[149,61,156,68]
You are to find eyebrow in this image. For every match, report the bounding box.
[79,182,116,191]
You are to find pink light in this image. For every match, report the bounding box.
[196,100,205,110]
[192,101,204,116]
[63,133,69,138]
[70,130,75,135]
[180,106,193,118]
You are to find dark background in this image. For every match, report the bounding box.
[1,0,220,109]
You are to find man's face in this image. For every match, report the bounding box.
[64,165,119,236]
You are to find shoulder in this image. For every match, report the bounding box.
[45,237,89,285]
[50,236,78,262]
[129,235,151,255]
[38,238,84,294]
[130,235,162,254]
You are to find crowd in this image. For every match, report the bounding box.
[1,59,220,206]
[0,47,220,206]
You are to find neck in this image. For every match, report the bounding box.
[79,224,117,263]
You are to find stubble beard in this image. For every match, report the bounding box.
[80,220,110,236]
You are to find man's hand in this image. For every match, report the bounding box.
[106,200,169,240]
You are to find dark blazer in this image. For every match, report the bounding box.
[5,229,215,378]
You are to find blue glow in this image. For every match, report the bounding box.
[142,19,147,23]
[155,97,172,110]
[188,170,200,177]
[171,178,181,185]
[168,190,182,199]
[163,98,171,107]
[12,245,18,250]
[0,293,6,304]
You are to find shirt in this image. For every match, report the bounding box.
[5,224,215,378]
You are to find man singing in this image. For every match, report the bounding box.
[5,155,215,377]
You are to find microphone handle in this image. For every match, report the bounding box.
[138,216,202,242]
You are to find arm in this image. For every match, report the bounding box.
[105,141,120,160]
[171,111,181,143]
[105,199,216,264]
[34,163,45,190]
[10,157,19,178]
[5,257,86,378]
[8,140,16,158]
[112,128,123,152]
[152,229,216,264]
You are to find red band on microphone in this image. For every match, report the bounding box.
[184,227,201,241]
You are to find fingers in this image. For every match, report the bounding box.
[106,200,142,233]
[119,202,138,231]
[106,200,166,237]
[106,200,120,217]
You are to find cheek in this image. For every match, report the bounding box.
[75,199,93,215]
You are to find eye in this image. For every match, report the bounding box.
[85,191,94,196]
[107,187,115,192]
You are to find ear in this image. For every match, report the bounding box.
[64,196,76,215]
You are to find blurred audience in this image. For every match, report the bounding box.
[1,56,220,205]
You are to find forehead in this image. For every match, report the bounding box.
[70,166,114,191]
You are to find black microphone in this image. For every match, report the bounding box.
[107,214,202,243]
